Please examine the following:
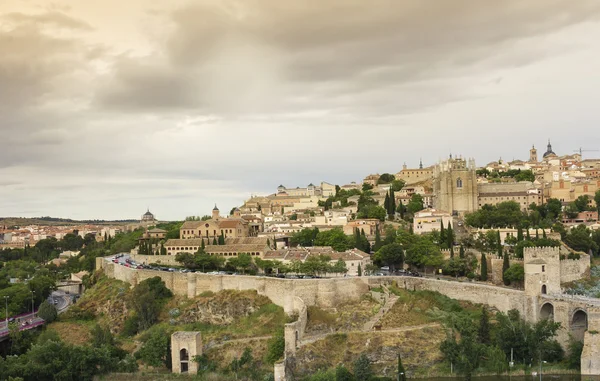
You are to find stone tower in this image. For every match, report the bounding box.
[524,247,560,297]
[433,157,477,215]
[171,331,202,374]
[529,145,538,163]
[212,204,220,220]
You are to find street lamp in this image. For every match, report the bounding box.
[30,290,35,319]
[3,295,8,327]
[539,357,547,381]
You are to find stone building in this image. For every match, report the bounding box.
[395,160,434,185]
[180,205,250,240]
[477,182,543,211]
[171,331,202,374]
[140,209,157,226]
[433,157,478,215]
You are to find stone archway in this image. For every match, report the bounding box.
[540,302,554,321]
[570,309,588,342]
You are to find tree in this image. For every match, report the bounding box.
[564,224,598,254]
[503,264,525,286]
[478,307,490,344]
[357,263,362,277]
[439,221,446,247]
[440,314,483,381]
[228,253,253,274]
[384,193,390,215]
[406,194,424,215]
[315,228,351,252]
[335,364,354,381]
[397,354,406,381]
[137,328,168,367]
[91,324,114,347]
[391,179,405,192]
[517,226,524,242]
[374,243,404,272]
[218,231,225,245]
[502,253,510,286]
[373,227,382,252]
[37,300,57,323]
[459,245,465,259]
[265,329,285,365]
[595,190,600,215]
[377,173,395,184]
[480,253,488,281]
[212,237,218,245]
[447,221,454,249]
[353,353,373,381]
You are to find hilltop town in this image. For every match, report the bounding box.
[1,142,600,380]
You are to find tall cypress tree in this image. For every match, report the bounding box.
[502,253,510,286]
[384,193,390,215]
[398,354,406,381]
[446,221,454,249]
[480,253,488,281]
[517,226,524,242]
[166,337,172,370]
[201,239,205,251]
[212,237,218,245]
[496,230,501,249]
[440,221,446,247]
[535,229,539,240]
[358,263,362,277]
[374,226,382,251]
[478,307,490,344]
[354,228,361,250]
[459,244,465,259]
[526,228,531,240]
[389,187,396,217]
[543,229,547,239]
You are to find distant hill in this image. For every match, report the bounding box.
[0,216,138,227]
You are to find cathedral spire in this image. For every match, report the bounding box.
[419,158,423,169]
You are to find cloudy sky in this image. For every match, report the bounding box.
[2,0,600,220]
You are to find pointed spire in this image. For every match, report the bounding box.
[419,158,423,169]
[213,204,219,211]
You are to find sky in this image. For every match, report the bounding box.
[1,0,600,220]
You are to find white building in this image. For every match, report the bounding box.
[413,209,453,235]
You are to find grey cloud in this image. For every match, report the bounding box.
[94,0,600,118]
[3,11,93,30]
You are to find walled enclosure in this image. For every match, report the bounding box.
[97,251,600,376]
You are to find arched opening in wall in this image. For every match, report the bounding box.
[540,302,554,321]
[180,348,189,373]
[570,309,588,342]
[541,285,547,294]
[295,330,299,348]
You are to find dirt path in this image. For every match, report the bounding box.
[205,335,273,350]
[299,322,440,348]
[363,286,398,331]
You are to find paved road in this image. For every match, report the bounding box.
[47,290,72,313]
[0,312,44,338]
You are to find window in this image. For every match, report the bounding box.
[542,265,545,272]
[456,178,463,188]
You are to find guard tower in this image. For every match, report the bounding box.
[171,331,202,374]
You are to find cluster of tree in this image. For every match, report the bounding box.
[123,277,173,336]
[383,187,397,219]
[373,228,444,271]
[441,308,565,380]
[304,352,406,381]
[466,201,536,229]
[184,215,211,221]
[476,168,536,182]
[290,227,354,252]
[0,327,136,380]
[356,190,387,222]
[563,224,600,255]
[0,264,57,319]
[564,192,600,218]
[352,228,371,253]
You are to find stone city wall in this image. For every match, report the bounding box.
[129,253,180,266]
[366,276,527,315]
[97,259,367,314]
[560,254,591,284]
[284,296,307,355]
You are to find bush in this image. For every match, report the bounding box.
[265,329,285,365]
[37,301,58,323]
[122,315,140,337]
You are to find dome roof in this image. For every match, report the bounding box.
[543,140,556,158]
[143,209,153,216]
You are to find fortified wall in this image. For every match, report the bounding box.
[97,259,367,314]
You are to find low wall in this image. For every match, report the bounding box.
[129,253,180,266]
[365,276,527,315]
